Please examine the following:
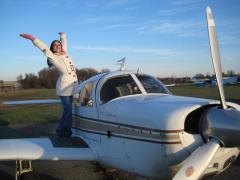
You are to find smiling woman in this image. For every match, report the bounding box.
[20,32,79,137]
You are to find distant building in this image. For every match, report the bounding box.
[0,81,21,91]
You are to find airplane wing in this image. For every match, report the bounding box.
[2,99,61,105]
[0,137,96,161]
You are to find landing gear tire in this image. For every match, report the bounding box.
[15,160,33,180]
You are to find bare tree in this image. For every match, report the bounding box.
[38,68,58,88]
[226,70,236,77]
[101,68,111,73]
[76,68,98,81]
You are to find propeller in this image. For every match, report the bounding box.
[173,139,220,180]
[206,6,227,109]
[173,6,240,179]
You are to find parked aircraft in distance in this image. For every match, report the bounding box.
[191,78,212,86]
[192,76,239,87]
[221,76,238,85]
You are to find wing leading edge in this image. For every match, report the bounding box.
[2,99,61,105]
[0,137,96,161]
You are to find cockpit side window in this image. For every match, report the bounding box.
[136,75,169,94]
[100,75,141,104]
[79,82,94,107]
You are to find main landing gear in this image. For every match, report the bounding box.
[15,160,33,180]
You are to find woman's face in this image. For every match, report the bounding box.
[52,41,62,54]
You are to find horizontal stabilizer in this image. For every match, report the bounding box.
[2,99,61,105]
[0,137,96,161]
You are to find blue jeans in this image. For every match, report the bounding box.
[56,96,73,137]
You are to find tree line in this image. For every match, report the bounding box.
[17,68,239,88]
[193,70,239,79]
[17,68,110,89]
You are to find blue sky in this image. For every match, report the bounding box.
[1,0,240,81]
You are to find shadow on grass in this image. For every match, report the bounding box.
[34,173,61,180]
[0,161,15,180]
[0,120,10,126]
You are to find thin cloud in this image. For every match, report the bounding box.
[72,45,176,56]
[15,56,44,61]
[159,6,194,16]
[125,6,138,11]
[172,0,204,6]
[103,0,137,9]
[218,18,240,28]
[82,2,98,9]
[137,20,205,37]
[102,23,133,30]
[219,35,240,45]
[78,16,129,24]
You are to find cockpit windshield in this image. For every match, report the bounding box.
[100,74,141,104]
[136,74,170,94]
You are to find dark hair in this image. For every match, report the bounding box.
[50,40,62,53]
[47,40,62,68]
[47,58,53,68]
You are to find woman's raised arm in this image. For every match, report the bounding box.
[20,33,55,60]
[20,34,36,41]
[59,32,67,53]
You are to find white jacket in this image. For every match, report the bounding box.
[32,33,78,96]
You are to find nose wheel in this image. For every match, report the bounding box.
[15,160,33,180]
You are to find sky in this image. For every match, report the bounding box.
[0,0,240,81]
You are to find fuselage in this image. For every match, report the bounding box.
[71,70,240,179]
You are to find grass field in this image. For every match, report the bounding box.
[169,84,240,101]
[0,84,239,125]
[0,89,60,125]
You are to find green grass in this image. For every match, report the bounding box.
[0,89,57,101]
[0,89,60,125]
[169,84,240,101]
[0,105,61,125]
[0,85,239,125]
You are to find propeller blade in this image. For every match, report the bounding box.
[173,138,220,180]
[206,6,227,109]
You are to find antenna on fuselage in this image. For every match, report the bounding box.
[136,68,140,75]
[116,57,126,71]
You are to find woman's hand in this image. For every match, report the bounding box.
[20,34,36,41]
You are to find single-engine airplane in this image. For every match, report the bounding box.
[1,7,240,180]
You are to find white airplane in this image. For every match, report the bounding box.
[1,7,240,180]
[191,78,211,86]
